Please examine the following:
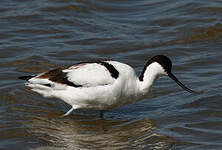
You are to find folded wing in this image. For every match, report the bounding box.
[63,62,117,87]
[26,61,118,88]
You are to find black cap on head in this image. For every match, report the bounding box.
[147,55,172,74]
[139,55,197,94]
[139,55,172,81]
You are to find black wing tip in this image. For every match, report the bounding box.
[18,75,35,81]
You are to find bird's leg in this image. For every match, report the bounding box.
[62,105,77,117]
[63,107,75,116]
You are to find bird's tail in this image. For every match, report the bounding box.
[18,75,36,81]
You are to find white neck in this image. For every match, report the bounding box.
[137,62,166,95]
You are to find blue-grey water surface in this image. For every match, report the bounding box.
[1,0,222,149]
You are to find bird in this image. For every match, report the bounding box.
[19,55,197,117]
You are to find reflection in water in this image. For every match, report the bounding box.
[26,115,174,150]
[1,89,175,149]
[1,0,222,149]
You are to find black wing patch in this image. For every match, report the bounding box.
[75,60,119,79]
[35,60,119,87]
[38,68,82,87]
[99,62,119,79]
[18,75,36,81]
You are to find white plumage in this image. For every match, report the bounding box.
[19,55,196,116]
[64,62,116,87]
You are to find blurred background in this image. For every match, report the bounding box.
[1,0,222,149]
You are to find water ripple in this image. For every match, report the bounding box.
[1,0,222,149]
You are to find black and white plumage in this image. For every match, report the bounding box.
[19,55,196,116]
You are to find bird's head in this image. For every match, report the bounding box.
[139,55,197,93]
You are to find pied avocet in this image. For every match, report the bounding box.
[19,55,196,117]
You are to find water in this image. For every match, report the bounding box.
[1,0,222,149]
